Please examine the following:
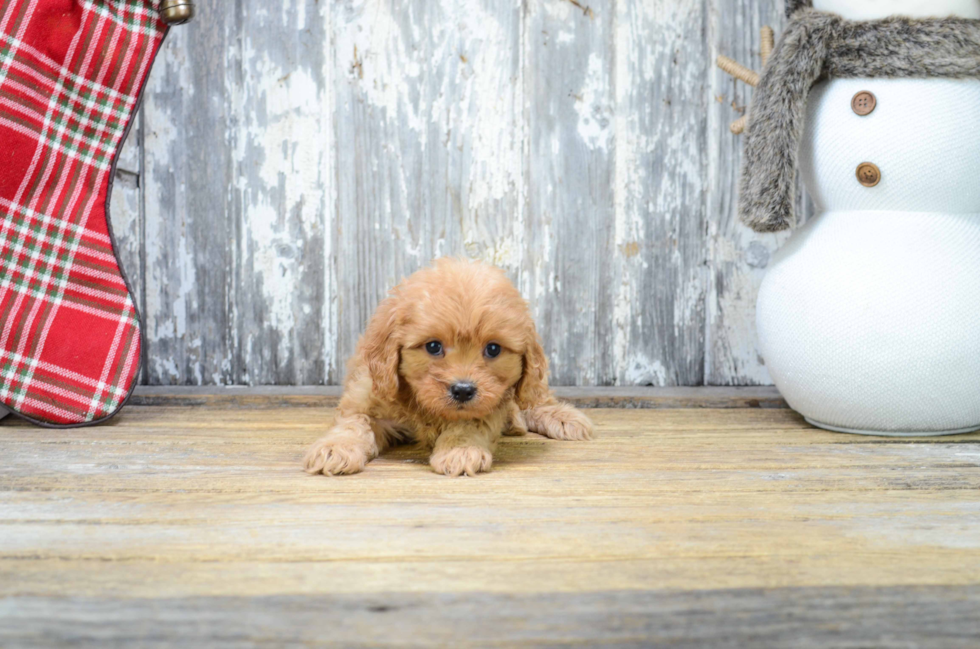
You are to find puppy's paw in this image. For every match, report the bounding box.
[429,446,493,477]
[303,437,371,476]
[524,403,595,441]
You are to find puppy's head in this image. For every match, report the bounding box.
[359,258,550,420]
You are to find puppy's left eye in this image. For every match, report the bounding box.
[484,343,502,358]
[425,341,444,356]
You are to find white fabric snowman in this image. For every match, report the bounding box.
[756,0,980,435]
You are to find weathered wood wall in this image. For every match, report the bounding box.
[110,0,796,386]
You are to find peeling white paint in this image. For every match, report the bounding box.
[144,31,201,363]
[433,0,523,274]
[336,1,423,131]
[703,0,791,385]
[625,355,668,386]
[237,45,326,369]
[136,0,777,387]
[611,0,708,386]
[320,0,337,384]
[539,0,573,21]
[574,53,612,151]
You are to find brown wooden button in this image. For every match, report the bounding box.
[856,162,881,187]
[851,91,876,116]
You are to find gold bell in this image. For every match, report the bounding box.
[159,0,195,25]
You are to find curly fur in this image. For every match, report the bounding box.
[740,8,980,232]
[303,258,594,478]
[785,0,812,17]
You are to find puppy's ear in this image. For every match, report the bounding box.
[516,329,554,410]
[359,296,402,402]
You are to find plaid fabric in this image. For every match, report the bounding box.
[0,1,167,426]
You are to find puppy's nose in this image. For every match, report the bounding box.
[449,381,478,403]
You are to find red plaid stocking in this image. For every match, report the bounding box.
[0,1,167,426]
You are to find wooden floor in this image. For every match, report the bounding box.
[2,392,980,647]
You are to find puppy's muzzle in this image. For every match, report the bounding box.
[449,381,477,403]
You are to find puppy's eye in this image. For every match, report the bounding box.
[484,343,502,358]
[425,341,443,356]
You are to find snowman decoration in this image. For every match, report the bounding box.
[721,0,980,435]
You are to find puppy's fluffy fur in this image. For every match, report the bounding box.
[303,259,594,477]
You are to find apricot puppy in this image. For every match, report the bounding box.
[303,258,594,477]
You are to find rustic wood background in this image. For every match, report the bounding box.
[110,0,807,387]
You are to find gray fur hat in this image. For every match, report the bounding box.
[785,0,811,17]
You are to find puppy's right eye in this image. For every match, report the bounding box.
[425,341,443,356]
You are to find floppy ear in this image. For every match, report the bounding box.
[515,327,554,410]
[358,296,403,402]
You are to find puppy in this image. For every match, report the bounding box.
[303,258,594,477]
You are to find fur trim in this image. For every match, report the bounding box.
[785,0,811,18]
[739,9,980,232]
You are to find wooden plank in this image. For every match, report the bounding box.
[2,587,979,648]
[598,0,707,386]
[128,385,343,407]
[704,1,816,385]
[704,0,785,385]
[108,115,143,317]
[551,385,784,408]
[134,0,829,388]
[331,0,524,380]
[142,2,333,385]
[129,0,847,388]
[3,408,979,575]
[123,385,786,409]
[234,1,332,385]
[522,0,611,385]
[2,406,979,643]
[142,8,237,385]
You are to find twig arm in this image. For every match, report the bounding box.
[717,55,759,88]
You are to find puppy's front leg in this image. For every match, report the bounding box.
[304,414,386,476]
[524,401,594,441]
[428,421,499,477]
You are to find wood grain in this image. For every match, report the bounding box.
[4,588,980,648]
[143,9,238,385]
[332,0,524,381]
[132,0,803,388]
[600,0,707,386]
[522,0,610,385]
[2,404,979,645]
[108,119,143,318]
[234,0,332,385]
[123,385,787,409]
[704,1,816,385]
